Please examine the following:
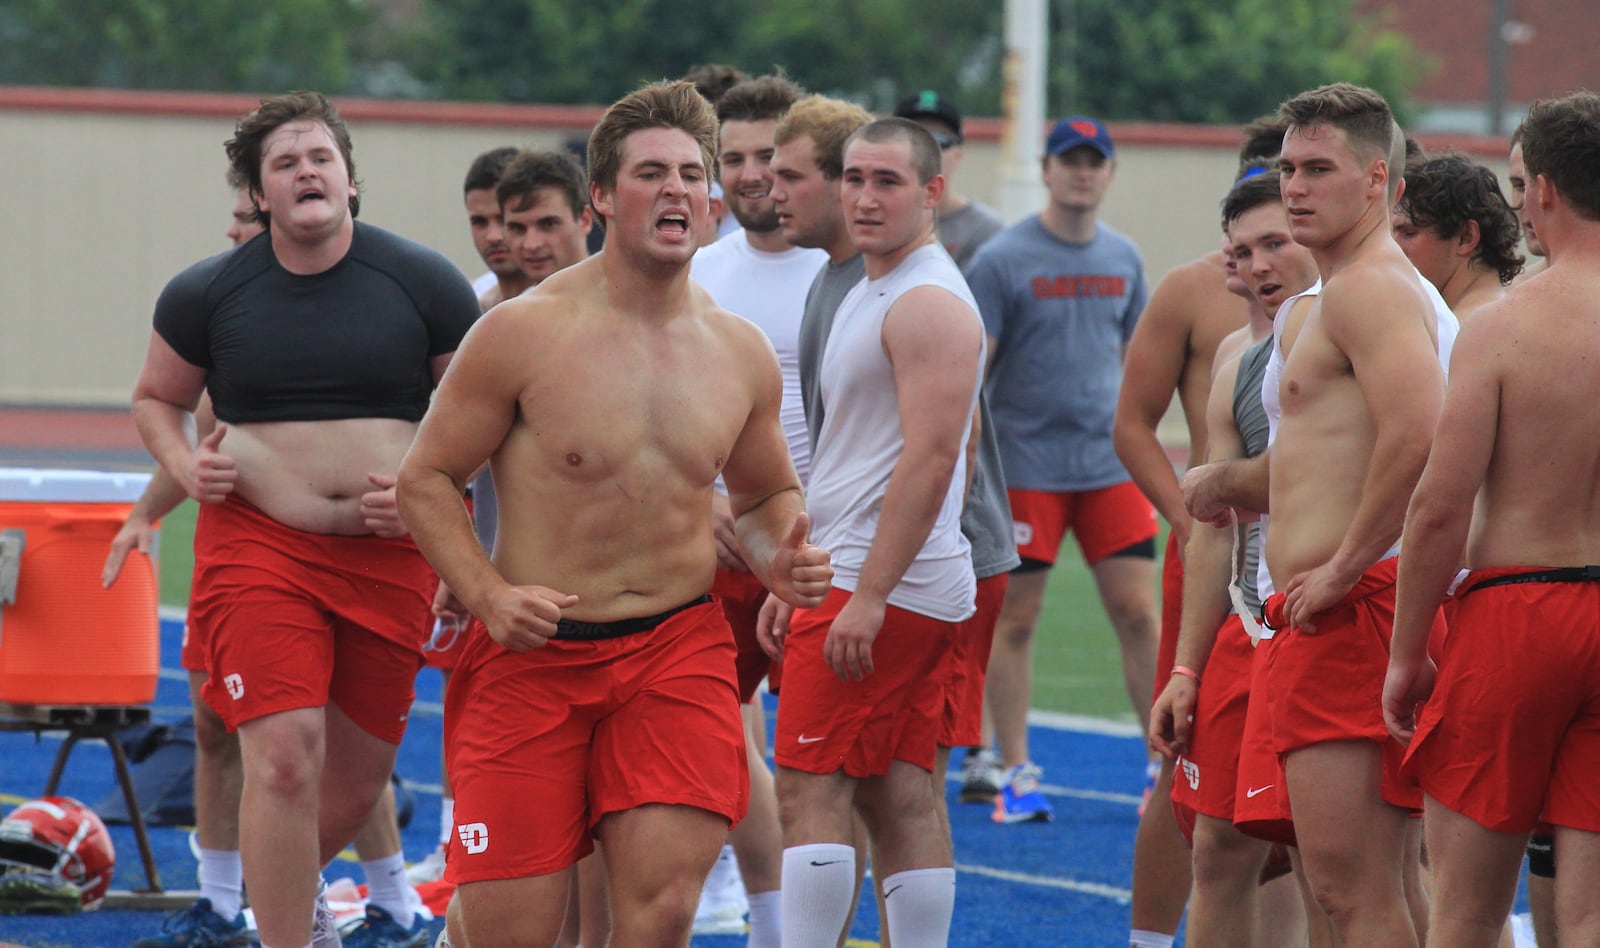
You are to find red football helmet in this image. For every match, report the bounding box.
[0,796,116,908]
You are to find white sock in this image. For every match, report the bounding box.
[780,844,856,948]
[438,797,455,848]
[881,868,955,947]
[1129,930,1176,948]
[198,847,244,921]
[361,853,414,926]
[746,889,781,948]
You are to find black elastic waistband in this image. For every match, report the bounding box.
[552,594,713,641]
[1466,565,1600,596]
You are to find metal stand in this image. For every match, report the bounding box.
[0,701,196,909]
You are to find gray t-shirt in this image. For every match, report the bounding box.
[938,200,1005,271]
[966,216,1148,492]
[799,252,1018,580]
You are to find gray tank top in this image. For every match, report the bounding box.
[1231,338,1272,613]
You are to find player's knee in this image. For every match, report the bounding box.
[1191,821,1265,888]
[193,712,238,760]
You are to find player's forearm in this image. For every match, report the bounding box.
[131,467,191,524]
[850,447,961,607]
[1172,520,1234,671]
[1391,482,1470,664]
[734,485,807,587]
[1115,423,1187,531]
[397,465,502,615]
[131,397,197,483]
[1216,452,1270,515]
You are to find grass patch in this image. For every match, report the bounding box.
[156,503,1165,721]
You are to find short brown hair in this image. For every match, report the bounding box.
[1222,167,1284,227]
[682,63,749,107]
[1237,113,1289,174]
[225,91,359,227]
[1519,91,1600,222]
[774,95,874,180]
[1399,153,1525,284]
[464,146,519,195]
[715,74,805,125]
[1277,83,1395,163]
[587,80,717,193]
[497,150,588,219]
[844,118,941,186]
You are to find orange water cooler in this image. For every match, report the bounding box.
[0,468,158,706]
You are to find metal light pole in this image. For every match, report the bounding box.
[997,0,1047,223]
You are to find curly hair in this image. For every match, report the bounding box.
[224,91,359,227]
[1399,153,1525,285]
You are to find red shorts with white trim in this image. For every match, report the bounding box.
[941,573,1007,747]
[1008,482,1159,567]
[189,496,431,743]
[444,600,747,883]
[1406,567,1600,833]
[1172,615,1254,825]
[1233,634,1295,846]
[1262,557,1439,812]
[775,588,955,777]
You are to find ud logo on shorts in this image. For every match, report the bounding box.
[1180,757,1200,791]
[458,821,489,855]
[223,674,244,700]
[1013,521,1033,546]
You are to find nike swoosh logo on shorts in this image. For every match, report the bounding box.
[798,734,825,744]
[1246,785,1275,798]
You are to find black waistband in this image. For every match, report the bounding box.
[552,594,713,641]
[1466,565,1600,596]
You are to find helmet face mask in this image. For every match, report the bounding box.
[0,796,116,909]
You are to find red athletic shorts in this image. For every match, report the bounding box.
[941,573,1007,748]
[775,587,956,777]
[1262,557,1438,812]
[712,566,777,701]
[1155,532,1184,706]
[1173,615,1254,826]
[444,600,747,883]
[1008,482,1159,567]
[1233,634,1295,846]
[180,609,207,673]
[189,496,432,743]
[1406,567,1600,833]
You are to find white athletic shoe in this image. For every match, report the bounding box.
[404,846,448,887]
[312,881,342,948]
[692,844,748,936]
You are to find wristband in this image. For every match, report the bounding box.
[1170,665,1201,685]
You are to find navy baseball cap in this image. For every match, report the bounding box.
[895,90,964,141]
[1046,116,1114,159]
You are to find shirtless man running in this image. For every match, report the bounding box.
[396,80,832,948]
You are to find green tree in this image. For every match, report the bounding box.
[1057,0,1429,123]
[0,0,369,93]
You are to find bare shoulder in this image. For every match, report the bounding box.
[1143,252,1230,326]
[1320,254,1428,324]
[1211,325,1253,378]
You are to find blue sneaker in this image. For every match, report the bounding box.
[992,762,1054,823]
[341,903,431,948]
[131,897,253,947]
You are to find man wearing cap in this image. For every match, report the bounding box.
[894,90,1005,270]
[966,116,1155,825]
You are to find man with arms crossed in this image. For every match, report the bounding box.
[689,72,823,946]
[132,92,480,948]
[396,81,831,948]
[966,116,1156,824]
[1385,91,1600,948]
[1262,83,1448,947]
[760,117,984,948]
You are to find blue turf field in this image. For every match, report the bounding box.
[0,616,1531,947]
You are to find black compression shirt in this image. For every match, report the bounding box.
[152,222,480,424]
